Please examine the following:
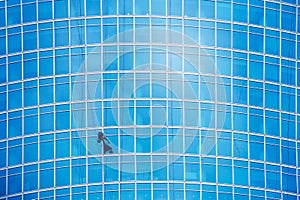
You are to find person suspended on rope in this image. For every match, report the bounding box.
[97,131,113,154]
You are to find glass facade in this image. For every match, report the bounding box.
[0,0,299,199]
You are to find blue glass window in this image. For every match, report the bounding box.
[217,29,231,48]
[266,9,279,28]
[54,0,68,18]
[24,115,38,135]
[249,34,263,53]
[265,115,279,137]
[72,165,86,184]
[8,62,22,82]
[0,8,5,27]
[200,28,215,46]
[38,1,52,20]
[282,39,295,59]
[0,177,6,196]
[0,36,5,55]
[250,137,264,161]
[218,165,232,184]
[70,0,84,17]
[102,0,117,15]
[40,113,54,132]
[217,2,231,20]
[71,26,85,45]
[249,6,264,26]
[233,31,247,50]
[56,83,70,102]
[23,31,37,51]
[234,166,248,186]
[24,87,37,107]
[56,166,70,186]
[233,59,247,78]
[88,164,102,183]
[8,6,21,26]
[24,143,38,163]
[168,0,182,16]
[249,88,263,107]
[266,36,279,55]
[200,0,215,19]
[55,28,69,47]
[23,3,36,23]
[56,111,70,131]
[217,57,231,76]
[8,34,21,54]
[8,90,22,110]
[233,86,247,105]
[39,57,53,76]
[87,25,101,44]
[39,29,53,49]
[233,113,247,132]
[0,92,5,112]
[233,134,248,159]
[282,11,296,32]
[265,91,279,110]
[119,0,133,15]
[86,0,100,16]
[184,0,198,17]
[281,66,295,86]
[8,174,21,194]
[233,4,247,23]
[40,169,54,189]
[24,59,37,79]
[152,0,165,15]
[281,90,295,113]
[8,117,22,138]
[8,145,22,166]
[250,167,264,188]
[103,22,117,42]
[202,163,216,182]
[266,169,280,190]
[55,55,69,75]
[265,64,279,83]
[282,170,296,193]
[40,85,53,104]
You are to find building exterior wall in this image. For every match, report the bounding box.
[0,0,299,199]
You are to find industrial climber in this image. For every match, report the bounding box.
[97,131,113,154]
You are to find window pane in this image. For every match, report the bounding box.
[86,0,100,16]
[55,28,69,47]
[233,4,247,23]
[135,0,149,15]
[23,31,37,51]
[8,34,21,54]
[8,6,21,26]
[200,0,215,19]
[249,34,263,53]
[54,0,68,18]
[249,6,264,26]
[168,0,182,16]
[23,3,36,23]
[24,87,37,107]
[233,31,247,50]
[217,2,231,20]
[40,169,54,189]
[39,29,53,49]
[266,9,279,28]
[152,0,165,15]
[119,0,133,15]
[38,1,52,20]
[102,0,116,15]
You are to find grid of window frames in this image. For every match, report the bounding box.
[0,0,299,199]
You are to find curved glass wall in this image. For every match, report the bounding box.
[0,0,299,199]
